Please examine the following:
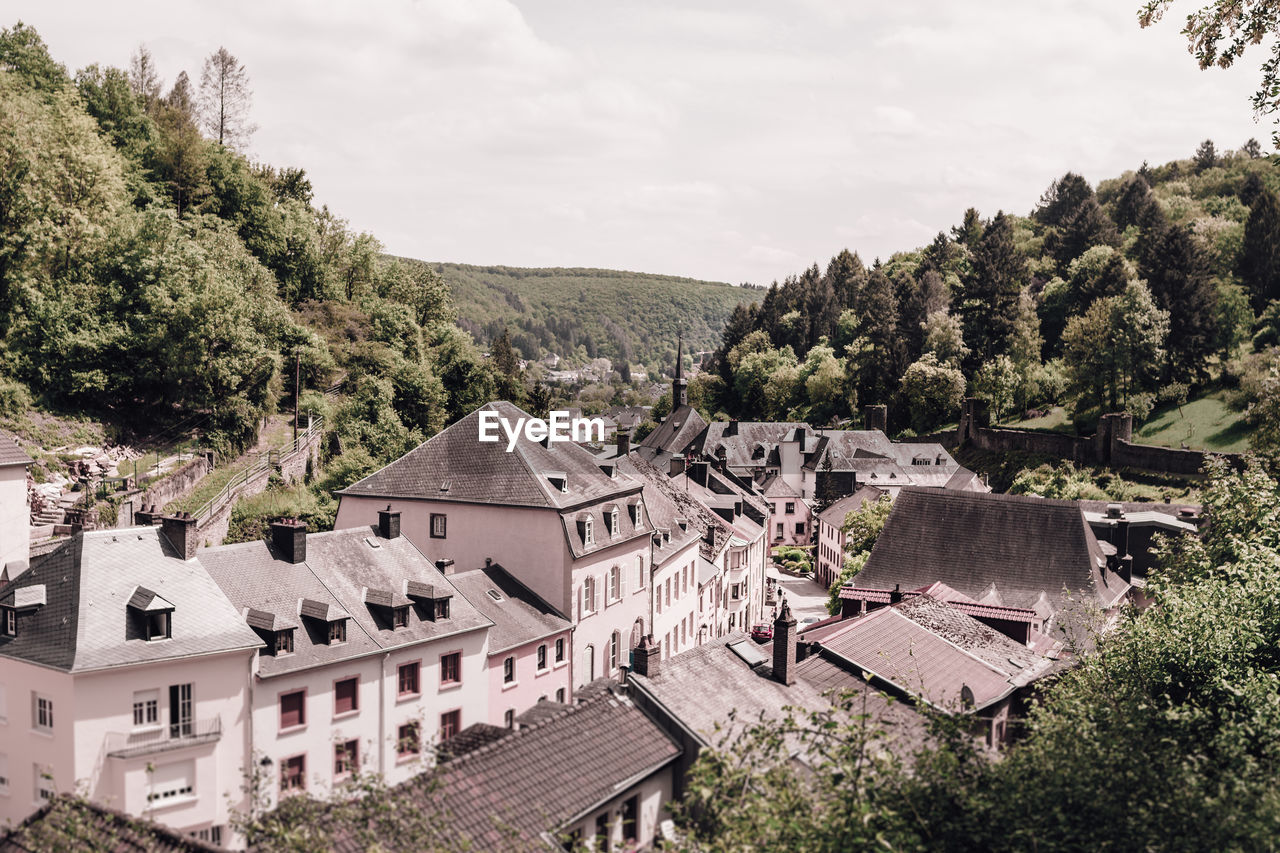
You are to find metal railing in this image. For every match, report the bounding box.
[106,716,222,759]
[190,417,323,523]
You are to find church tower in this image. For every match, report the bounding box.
[673,333,688,408]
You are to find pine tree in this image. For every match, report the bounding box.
[1113,175,1160,230]
[1140,224,1217,383]
[1240,188,1280,311]
[1243,137,1264,159]
[850,268,899,405]
[961,211,1026,369]
[1033,172,1094,228]
[951,208,983,246]
[1194,139,1218,173]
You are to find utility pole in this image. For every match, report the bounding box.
[293,351,301,444]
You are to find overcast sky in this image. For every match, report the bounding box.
[12,1,1270,284]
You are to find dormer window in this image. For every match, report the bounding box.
[2,608,14,636]
[610,508,620,537]
[328,619,347,644]
[434,598,450,620]
[275,629,295,655]
[584,517,594,545]
[548,472,568,493]
[629,503,644,530]
[393,606,410,628]
[126,586,174,643]
[146,611,171,641]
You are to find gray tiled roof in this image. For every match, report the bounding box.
[202,526,491,678]
[450,565,570,655]
[816,485,887,529]
[0,528,262,673]
[0,795,227,852]
[617,456,730,561]
[341,401,641,509]
[0,434,31,467]
[365,687,680,853]
[638,404,707,455]
[854,488,1125,614]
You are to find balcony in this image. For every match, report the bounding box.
[106,717,222,759]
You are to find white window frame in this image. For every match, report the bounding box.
[610,509,619,537]
[132,689,160,729]
[147,759,195,806]
[31,693,52,733]
[584,517,594,546]
[33,763,53,805]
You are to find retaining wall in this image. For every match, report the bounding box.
[115,453,213,528]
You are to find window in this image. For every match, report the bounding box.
[582,577,597,616]
[169,683,193,738]
[683,566,689,595]
[188,827,223,846]
[584,645,596,681]
[32,694,52,733]
[536,645,547,670]
[595,813,610,851]
[635,556,645,589]
[280,755,305,792]
[584,517,594,546]
[132,690,159,728]
[434,598,450,620]
[440,652,461,686]
[145,611,170,641]
[795,522,805,535]
[280,690,306,730]
[610,508,619,536]
[608,565,620,602]
[504,709,515,729]
[328,620,347,644]
[397,722,421,758]
[334,678,358,716]
[775,523,784,538]
[430,513,447,539]
[398,662,421,697]
[785,501,795,514]
[440,709,461,741]
[555,637,565,663]
[393,606,410,629]
[503,656,515,684]
[630,503,644,530]
[334,740,358,779]
[275,629,294,655]
[33,764,53,804]
[148,759,194,804]
[2,609,15,636]
[622,795,639,844]
[609,631,620,672]
[665,579,671,607]
[732,583,741,600]
[555,687,566,703]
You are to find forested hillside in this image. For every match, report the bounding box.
[411,260,762,372]
[705,142,1280,451]
[0,23,502,489]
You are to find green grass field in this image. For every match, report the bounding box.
[1002,406,1073,433]
[1135,393,1251,453]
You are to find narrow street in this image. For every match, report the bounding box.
[765,564,832,627]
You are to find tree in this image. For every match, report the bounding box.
[1141,1,1280,144]
[899,353,966,433]
[198,46,256,150]
[1240,187,1280,311]
[1215,281,1255,360]
[128,44,162,108]
[951,206,984,246]
[1194,138,1219,172]
[849,268,900,404]
[973,355,1019,424]
[1061,281,1169,413]
[1034,172,1095,228]
[1139,223,1218,382]
[1243,136,1264,158]
[961,211,1026,368]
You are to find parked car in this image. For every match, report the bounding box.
[750,623,773,643]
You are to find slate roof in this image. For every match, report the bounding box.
[811,596,1053,712]
[0,528,262,673]
[853,488,1126,615]
[0,434,31,468]
[202,526,490,678]
[617,456,731,562]
[450,565,570,655]
[697,421,814,468]
[341,401,641,510]
[760,474,801,498]
[376,686,680,853]
[637,404,708,457]
[816,486,887,530]
[0,795,226,852]
[628,631,914,749]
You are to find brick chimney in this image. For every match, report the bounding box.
[271,518,307,564]
[772,601,797,686]
[724,419,738,437]
[377,505,400,540]
[631,634,661,678]
[135,504,161,526]
[864,404,888,433]
[160,512,199,561]
[616,432,631,458]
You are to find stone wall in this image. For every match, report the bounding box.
[955,398,1242,476]
[114,453,213,528]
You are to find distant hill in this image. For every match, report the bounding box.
[405,260,763,372]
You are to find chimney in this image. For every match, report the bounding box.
[689,461,709,487]
[160,512,199,561]
[794,427,806,445]
[889,583,903,605]
[669,457,686,477]
[271,517,307,564]
[631,634,661,678]
[772,602,797,686]
[864,404,888,433]
[135,504,161,526]
[377,505,401,540]
[724,420,738,437]
[617,432,631,457]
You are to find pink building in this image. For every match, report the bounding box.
[762,474,810,547]
[0,517,262,847]
[450,565,573,727]
[335,402,653,689]
[814,486,886,590]
[201,514,492,807]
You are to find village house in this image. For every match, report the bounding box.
[0,438,31,580]
[334,401,654,690]
[448,564,574,727]
[200,512,492,808]
[344,682,681,853]
[761,473,810,547]
[814,485,886,589]
[0,516,261,846]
